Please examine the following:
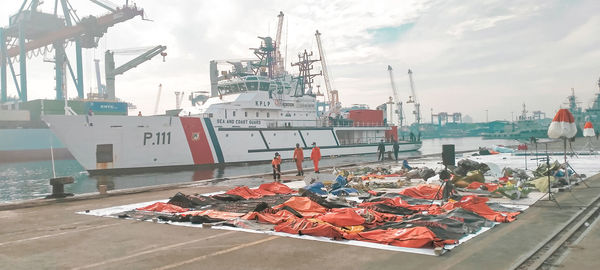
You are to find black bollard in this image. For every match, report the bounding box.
[46,176,75,199]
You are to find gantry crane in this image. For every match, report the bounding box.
[314,30,340,117]
[407,69,421,125]
[105,45,167,100]
[387,65,404,126]
[1,0,144,103]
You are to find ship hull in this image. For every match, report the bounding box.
[44,115,422,173]
[0,127,73,163]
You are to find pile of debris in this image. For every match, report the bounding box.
[115,170,524,252]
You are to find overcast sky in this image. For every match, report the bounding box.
[2,0,600,122]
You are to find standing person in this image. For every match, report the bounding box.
[377,139,385,161]
[310,142,321,173]
[88,109,94,116]
[138,111,142,116]
[293,143,304,176]
[271,152,281,182]
[393,140,400,160]
[596,130,599,140]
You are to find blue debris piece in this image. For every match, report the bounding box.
[330,187,359,196]
[304,182,328,195]
[331,175,347,190]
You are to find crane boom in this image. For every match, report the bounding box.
[105,45,166,100]
[93,59,105,96]
[154,83,162,115]
[6,6,143,58]
[407,69,421,124]
[314,30,332,95]
[315,30,340,116]
[387,65,404,126]
[273,11,285,76]
[89,0,116,12]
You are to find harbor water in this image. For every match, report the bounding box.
[0,137,517,202]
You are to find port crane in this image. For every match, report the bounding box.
[154,83,162,115]
[1,0,144,102]
[104,45,167,100]
[273,11,285,77]
[387,65,404,126]
[314,30,340,117]
[407,69,421,125]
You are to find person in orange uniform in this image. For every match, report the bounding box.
[310,142,321,174]
[293,143,304,176]
[272,152,282,182]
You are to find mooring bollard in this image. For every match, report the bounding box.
[98,185,108,195]
[46,176,75,199]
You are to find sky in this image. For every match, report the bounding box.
[2,0,600,123]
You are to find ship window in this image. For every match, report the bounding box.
[273,133,276,136]
[208,113,213,118]
[245,112,248,117]
[251,133,254,137]
[225,134,229,137]
[259,82,270,91]
[267,112,270,118]
[256,112,259,117]
[233,111,236,117]
[247,82,258,90]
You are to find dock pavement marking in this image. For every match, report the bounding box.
[154,235,280,270]
[0,223,121,247]
[72,231,237,270]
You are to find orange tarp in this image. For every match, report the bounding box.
[317,208,366,227]
[136,202,187,213]
[243,210,298,225]
[343,227,454,248]
[274,218,343,239]
[399,184,444,200]
[274,197,327,217]
[442,195,520,223]
[258,182,296,194]
[179,209,245,220]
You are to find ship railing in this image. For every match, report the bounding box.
[338,136,391,145]
[319,120,387,127]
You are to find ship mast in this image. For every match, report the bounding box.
[291,50,321,97]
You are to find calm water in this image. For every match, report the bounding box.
[0,137,517,202]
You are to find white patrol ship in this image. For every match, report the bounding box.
[44,29,421,174]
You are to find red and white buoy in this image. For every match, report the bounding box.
[547,109,577,139]
[583,121,595,137]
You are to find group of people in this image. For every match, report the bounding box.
[271,142,321,181]
[271,138,408,181]
[377,139,401,162]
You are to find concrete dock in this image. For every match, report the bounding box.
[1,172,599,269]
[2,139,600,269]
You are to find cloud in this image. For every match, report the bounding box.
[1,0,599,122]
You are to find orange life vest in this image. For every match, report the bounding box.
[311,147,321,160]
[293,147,304,160]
